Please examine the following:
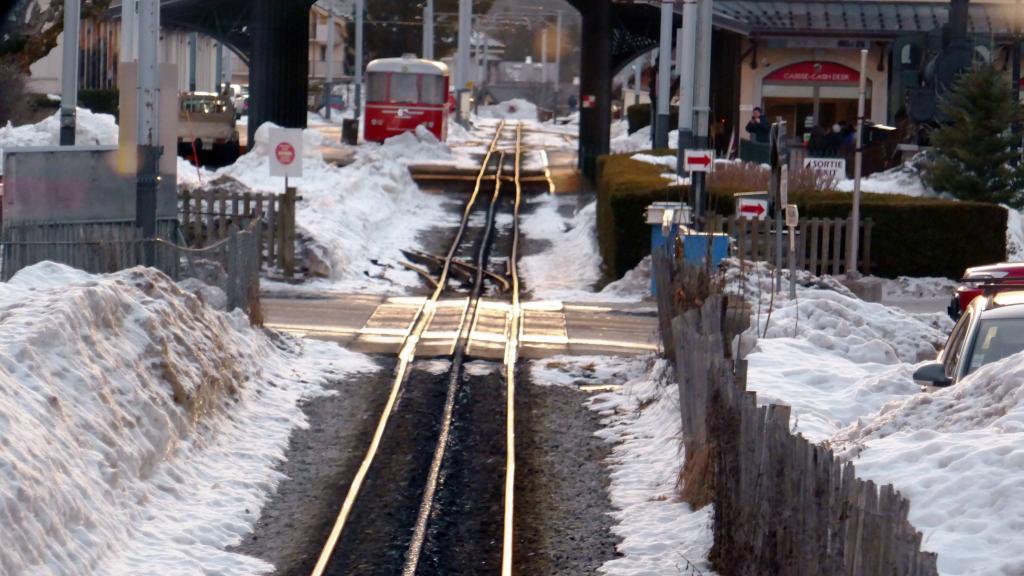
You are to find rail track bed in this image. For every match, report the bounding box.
[312,122,524,576]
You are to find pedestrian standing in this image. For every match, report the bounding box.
[745,107,770,143]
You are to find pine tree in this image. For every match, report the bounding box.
[923,64,1024,208]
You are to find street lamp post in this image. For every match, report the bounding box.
[59,0,81,145]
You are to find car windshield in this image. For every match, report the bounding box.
[966,318,1024,374]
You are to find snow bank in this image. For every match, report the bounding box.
[630,153,676,170]
[726,261,951,441]
[0,262,376,575]
[212,122,452,291]
[476,99,539,121]
[836,161,935,198]
[530,356,716,575]
[520,196,603,299]
[831,353,1024,575]
[0,108,119,175]
[380,124,455,164]
[518,194,649,302]
[880,276,959,300]
[610,123,679,154]
[1007,206,1024,261]
[728,261,949,365]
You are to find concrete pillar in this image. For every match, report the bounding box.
[249,0,311,144]
[578,0,612,180]
[60,0,81,145]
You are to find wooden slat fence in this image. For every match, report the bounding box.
[179,187,298,276]
[652,252,939,576]
[1,220,178,281]
[708,215,873,276]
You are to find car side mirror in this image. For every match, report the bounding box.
[913,362,951,387]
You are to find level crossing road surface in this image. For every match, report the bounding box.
[262,294,660,359]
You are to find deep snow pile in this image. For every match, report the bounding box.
[610,123,679,154]
[208,122,452,291]
[830,354,1024,575]
[0,262,376,575]
[836,160,935,198]
[518,195,648,302]
[726,260,951,441]
[1008,206,1024,261]
[379,124,455,164]
[0,108,119,175]
[475,98,539,121]
[530,355,717,575]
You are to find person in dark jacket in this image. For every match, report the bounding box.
[745,107,770,143]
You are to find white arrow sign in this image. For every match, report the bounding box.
[684,149,715,173]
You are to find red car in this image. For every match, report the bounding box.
[948,262,1024,320]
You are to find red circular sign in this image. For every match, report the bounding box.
[275,142,296,165]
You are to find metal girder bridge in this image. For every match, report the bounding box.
[113,0,316,143]
[569,0,674,179]
[115,0,668,180]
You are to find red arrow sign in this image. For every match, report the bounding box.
[686,154,712,167]
[740,203,766,217]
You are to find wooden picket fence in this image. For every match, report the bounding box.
[178,187,298,276]
[653,252,939,576]
[709,215,873,276]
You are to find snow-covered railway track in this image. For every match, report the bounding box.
[310,122,523,576]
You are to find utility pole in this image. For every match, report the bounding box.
[676,0,697,192]
[847,48,868,276]
[691,0,713,228]
[136,0,161,267]
[188,32,197,92]
[456,0,472,90]
[423,0,435,59]
[354,0,364,120]
[325,3,335,121]
[554,11,562,113]
[60,0,81,145]
[633,63,641,107]
[120,0,138,62]
[654,0,673,149]
[215,42,223,93]
[541,26,548,85]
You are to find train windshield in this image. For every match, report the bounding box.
[367,72,446,105]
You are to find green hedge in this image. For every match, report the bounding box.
[597,152,1008,279]
[597,152,686,279]
[79,90,120,117]
[626,103,678,134]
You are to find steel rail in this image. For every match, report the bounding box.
[401,150,508,576]
[310,121,507,576]
[501,124,524,576]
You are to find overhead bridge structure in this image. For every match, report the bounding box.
[111,0,679,180]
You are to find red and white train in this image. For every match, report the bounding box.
[364,55,450,143]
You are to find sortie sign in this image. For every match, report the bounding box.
[764,61,859,84]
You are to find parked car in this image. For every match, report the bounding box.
[177,92,240,165]
[916,289,1024,387]
[947,262,1024,320]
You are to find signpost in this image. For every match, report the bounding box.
[786,204,799,298]
[737,197,768,220]
[683,149,715,173]
[269,128,304,184]
[803,157,847,180]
